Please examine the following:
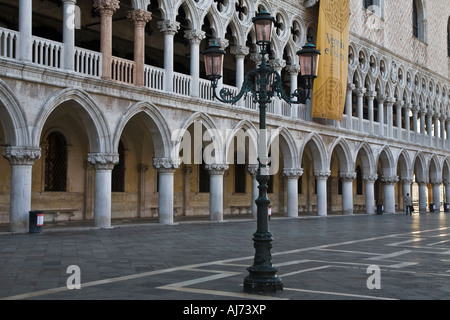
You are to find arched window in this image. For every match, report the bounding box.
[412,0,426,41]
[44,131,67,191]
[412,0,419,37]
[447,17,450,57]
[112,140,125,192]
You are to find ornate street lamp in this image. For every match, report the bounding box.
[203,10,320,294]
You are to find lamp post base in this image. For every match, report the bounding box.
[243,268,283,294]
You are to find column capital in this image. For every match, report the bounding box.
[153,157,180,173]
[354,87,366,97]
[205,163,229,175]
[184,29,206,44]
[339,172,357,181]
[127,9,152,25]
[363,174,378,182]
[415,178,428,185]
[230,45,250,57]
[430,178,443,185]
[93,0,120,15]
[88,153,119,170]
[269,58,286,71]
[381,175,398,184]
[157,20,180,35]
[376,94,386,104]
[285,64,301,75]
[399,177,414,184]
[247,164,259,177]
[3,146,41,166]
[314,171,331,180]
[347,83,356,91]
[183,165,192,175]
[283,168,303,178]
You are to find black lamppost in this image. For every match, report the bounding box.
[203,10,320,294]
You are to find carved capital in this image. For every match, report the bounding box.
[205,163,229,175]
[247,164,259,177]
[157,20,180,35]
[127,9,152,24]
[230,45,250,57]
[283,168,303,178]
[339,172,357,181]
[363,174,378,182]
[93,0,120,15]
[314,171,331,180]
[153,158,180,173]
[3,147,41,166]
[184,29,206,44]
[88,153,119,170]
[381,175,398,185]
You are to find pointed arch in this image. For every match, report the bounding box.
[376,145,396,176]
[299,132,328,172]
[224,119,258,165]
[173,112,224,163]
[0,79,29,146]
[113,101,172,159]
[33,88,110,153]
[355,141,376,175]
[269,127,299,169]
[329,137,354,173]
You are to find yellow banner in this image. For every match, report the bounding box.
[311,0,350,121]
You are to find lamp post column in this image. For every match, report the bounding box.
[243,87,283,293]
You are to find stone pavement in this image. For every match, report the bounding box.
[1,212,450,305]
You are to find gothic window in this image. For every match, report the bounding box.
[447,17,450,57]
[44,131,67,192]
[412,0,426,41]
[412,1,419,38]
[111,140,125,192]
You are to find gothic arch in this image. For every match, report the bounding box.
[354,141,376,176]
[299,132,328,173]
[224,119,258,165]
[329,138,354,173]
[269,127,299,169]
[376,145,396,176]
[113,101,172,159]
[0,79,29,146]
[174,111,224,163]
[33,88,110,153]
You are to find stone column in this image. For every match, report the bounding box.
[283,168,302,218]
[314,171,330,216]
[400,178,413,210]
[445,180,450,205]
[404,103,411,141]
[128,9,152,86]
[355,88,366,131]
[340,172,356,215]
[185,30,206,97]
[158,20,180,92]
[412,105,418,134]
[247,164,259,219]
[153,158,180,224]
[62,0,77,70]
[381,175,398,214]
[87,153,119,228]
[3,147,41,233]
[427,111,433,137]
[366,90,376,134]
[385,97,395,138]
[416,179,428,212]
[363,174,377,214]
[440,115,446,147]
[137,163,148,217]
[431,179,442,211]
[286,65,301,118]
[269,59,286,115]
[419,108,426,135]
[346,83,355,129]
[377,93,385,124]
[19,0,33,62]
[205,163,229,221]
[94,0,120,80]
[395,101,403,132]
